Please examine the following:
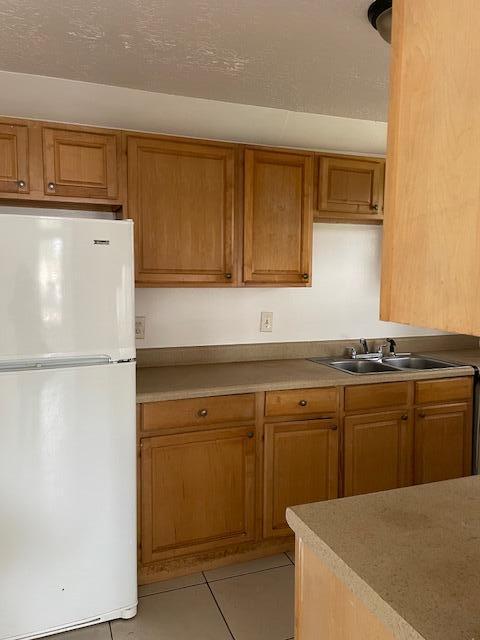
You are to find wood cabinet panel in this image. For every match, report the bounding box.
[140,426,256,562]
[243,149,313,285]
[344,410,413,496]
[344,382,409,413]
[265,387,338,418]
[264,419,338,537]
[42,127,120,199]
[0,123,29,194]
[128,136,236,286]
[380,2,480,334]
[414,403,472,484]
[415,377,472,406]
[316,154,384,223]
[142,394,255,432]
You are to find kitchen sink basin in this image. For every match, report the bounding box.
[382,356,456,370]
[327,360,401,374]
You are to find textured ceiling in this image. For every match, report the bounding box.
[0,0,390,121]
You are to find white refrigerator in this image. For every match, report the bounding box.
[0,214,138,640]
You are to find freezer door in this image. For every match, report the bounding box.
[0,214,135,362]
[0,361,137,640]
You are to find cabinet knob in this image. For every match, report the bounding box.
[225,273,232,280]
[247,431,254,439]
[198,408,208,417]
[330,425,338,431]
[299,399,308,407]
[47,182,56,191]
[419,412,426,418]
[302,273,309,280]
[372,203,379,211]
[17,180,26,189]
[401,414,408,421]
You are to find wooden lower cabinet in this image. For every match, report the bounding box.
[264,419,338,537]
[140,426,256,563]
[344,410,413,497]
[414,402,472,484]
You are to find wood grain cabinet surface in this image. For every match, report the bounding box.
[263,419,338,537]
[42,127,121,199]
[128,135,236,286]
[140,426,256,563]
[243,148,314,286]
[316,154,385,224]
[0,122,29,194]
[344,410,413,497]
[380,2,480,334]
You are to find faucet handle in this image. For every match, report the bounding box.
[350,347,357,359]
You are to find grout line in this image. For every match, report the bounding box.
[205,579,236,640]
[138,578,206,599]
[205,561,292,584]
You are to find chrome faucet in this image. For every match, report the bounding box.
[359,338,369,354]
[386,338,397,356]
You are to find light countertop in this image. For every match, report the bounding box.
[135,349,478,403]
[286,475,480,640]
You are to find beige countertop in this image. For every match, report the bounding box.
[135,349,477,403]
[286,476,480,640]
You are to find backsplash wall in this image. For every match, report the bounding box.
[135,224,441,348]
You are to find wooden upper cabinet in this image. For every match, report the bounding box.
[0,123,29,194]
[263,419,338,537]
[128,136,236,286]
[316,154,385,223]
[42,127,120,200]
[381,3,480,334]
[344,410,413,497]
[414,403,472,485]
[140,426,256,562]
[243,148,313,286]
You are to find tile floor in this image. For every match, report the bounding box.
[55,552,296,640]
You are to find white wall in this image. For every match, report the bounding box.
[136,224,438,348]
[0,71,438,348]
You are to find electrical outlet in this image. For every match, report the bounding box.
[135,316,145,340]
[260,311,273,332]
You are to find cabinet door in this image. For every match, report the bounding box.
[317,155,384,220]
[128,136,236,286]
[42,127,120,199]
[415,403,472,484]
[140,426,255,562]
[344,410,413,497]
[380,3,480,335]
[264,419,338,537]
[244,149,313,285]
[0,123,29,194]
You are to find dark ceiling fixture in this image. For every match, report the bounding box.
[368,0,392,44]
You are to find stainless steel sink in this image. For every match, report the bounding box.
[382,356,456,370]
[326,359,401,374]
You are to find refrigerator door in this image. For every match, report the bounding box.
[0,361,137,640]
[0,214,135,363]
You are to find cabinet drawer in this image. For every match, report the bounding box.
[265,387,338,417]
[345,382,409,413]
[415,377,472,405]
[142,394,255,432]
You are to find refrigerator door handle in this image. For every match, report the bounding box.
[0,355,113,372]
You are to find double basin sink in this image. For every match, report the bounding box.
[312,355,458,375]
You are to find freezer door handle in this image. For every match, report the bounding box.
[0,355,113,372]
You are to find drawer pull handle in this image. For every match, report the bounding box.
[198,409,208,417]
[247,431,254,439]
[299,399,308,407]
[330,425,338,431]
[401,414,408,421]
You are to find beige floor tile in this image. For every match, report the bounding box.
[204,554,291,582]
[286,550,295,564]
[111,584,232,640]
[52,623,111,640]
[139,572,205,597]
[210,565,295,640]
